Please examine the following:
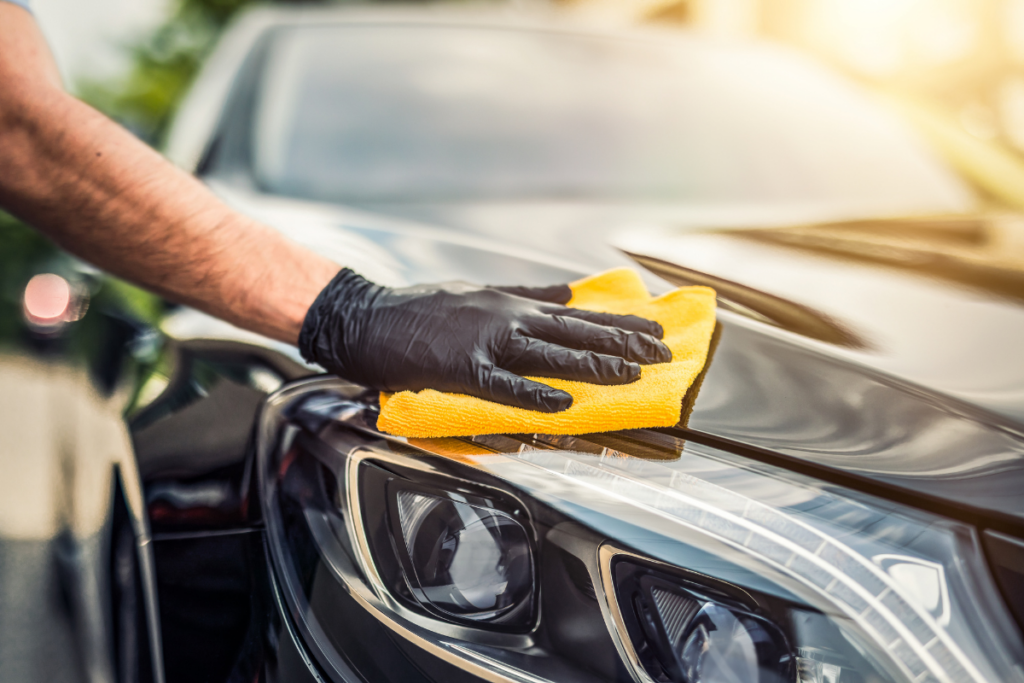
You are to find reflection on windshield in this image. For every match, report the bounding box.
[252,24,970,214]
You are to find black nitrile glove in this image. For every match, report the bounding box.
[298,269,671,413]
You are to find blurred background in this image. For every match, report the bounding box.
[7,0,1024,336]
[27,0,1024,181]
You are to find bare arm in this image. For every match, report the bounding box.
[0,4,340,344]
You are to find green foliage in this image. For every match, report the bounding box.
[0,211,58,282]
[98,277,166,325]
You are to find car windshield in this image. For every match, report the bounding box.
[251,24,971,213]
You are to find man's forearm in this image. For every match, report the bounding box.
[0,6,339,343]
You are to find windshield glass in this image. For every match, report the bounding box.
[251,24,971,213]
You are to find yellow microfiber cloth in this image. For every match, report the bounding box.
[377,268,717,438]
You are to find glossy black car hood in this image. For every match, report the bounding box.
[616,215,1024,530]
[618,216,1024,420]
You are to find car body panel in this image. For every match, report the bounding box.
[617,219,1024,422]
[0,307,163,683]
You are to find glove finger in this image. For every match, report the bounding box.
[474,363,573,413]
[529,315,672,364]
[502,337,641,385]
[552,307,664,338]
[491,283,573,304]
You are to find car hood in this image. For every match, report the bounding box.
[188,188,1024,530]
[620,214,1024,530]
[613,216,1024,422]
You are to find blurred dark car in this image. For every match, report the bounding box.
[3,6,1024,683]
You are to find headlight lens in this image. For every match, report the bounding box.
[679,605,764,682]
[393,490,533,622]
[614,559,794,683]
[257,381,1024,683]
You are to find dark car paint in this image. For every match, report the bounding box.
[126,341,393,683]
[676,318,1024,531]
[126,341,298,682]
[617,217,1024,532]
[621,218,1024,421]
[219,199,1024,533]
[0,295,162,682]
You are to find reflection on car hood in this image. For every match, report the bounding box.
[617,215,1024,529]
[206,189,1024,528]
[615,215,1024,423]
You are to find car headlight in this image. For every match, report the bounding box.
[370,468,537,629]
[611,559,794,683]
[393,490,533,623]
[257,378,1024,683]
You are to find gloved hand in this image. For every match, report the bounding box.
[299,269,671,412]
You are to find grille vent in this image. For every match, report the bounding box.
[651,587,700,644]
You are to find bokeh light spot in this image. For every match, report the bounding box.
[24,273,72,325]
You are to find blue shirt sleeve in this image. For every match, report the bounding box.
[2,0,32,10]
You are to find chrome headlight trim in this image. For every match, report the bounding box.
[343,445,539,645]
[597,544,669,683]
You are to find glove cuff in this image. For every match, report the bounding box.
[298,267,377,371]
